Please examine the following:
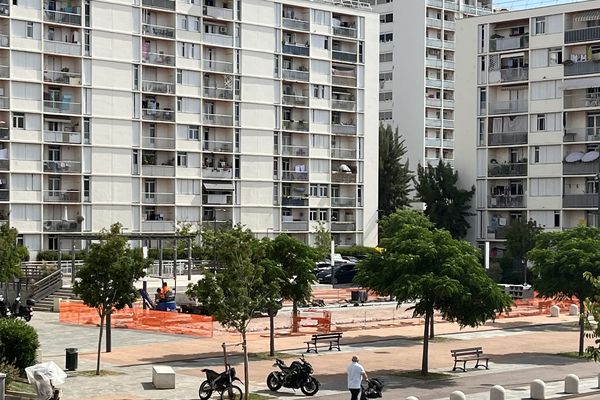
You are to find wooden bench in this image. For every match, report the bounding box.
[305,332,343,353]
[450,347,489,372]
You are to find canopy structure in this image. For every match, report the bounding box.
[574,10,600,22]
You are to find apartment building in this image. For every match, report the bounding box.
[370,0,492,170]
[455,0,600,252]
[0,0,379,255]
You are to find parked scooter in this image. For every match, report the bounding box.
[266,355,320,396]
[11,293,35,322]
[198,363,243,400]
[0,294,11,318]
[361,378,384,399]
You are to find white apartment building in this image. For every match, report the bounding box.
[456,0,600,253]
[0,0,379,255]
[371,0,492,170]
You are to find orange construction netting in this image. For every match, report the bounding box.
[59,301,213,337]
[496,296,579,319]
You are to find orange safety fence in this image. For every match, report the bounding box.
[59,301,213,337]
[292,310,332,333]
[496,296,579,319]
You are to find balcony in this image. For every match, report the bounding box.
[488,162,527,177]
[331,222,356,231]
[143,192,175,204]
[564,60,600,76]
[203,167,233,179]
[44,99,80,114]
[141,164,175,177]
[331,148,356,158]
[282,69,309,82]
[488,195,525,208]
[203,33,234,47]
[282,170,308,181]
[0,65,8,79]
[202,220,231,230]
[142,220,176,232]
[488,132,527,146]
[142,23,175,39]
[43,160,81,173]
[426,38,442,48]
[44,40,81,56]
[142,80,175,94]
[488,100,528,115]
[0,127,8,140]
[425,138,441,147]
[203,193,233,205]
[443,119,454,128]
[332,50,356,63]
[487,226,507,240]
[204,87,233,100]
[425,117,442,127]
[489,34,529,52]
[204,140,233,152]
[333,26,357,39]
[142,108,175,121]
[43,220,80,232]
[500,68,529,83]
[563,160,599,175]
[283,94,309,107]
[0,96,8,109]
[0,159,7,171]
[332,197,355,207]
[282,18,309,31]
[204,5,234,20]
[282,221,308,231]
[204,113,233,126]
[142,136,175,149]
[426,58,442,68]
[282,196,308,206]
[0,34,8,48]
[331,99,356,111]
[44,9,81,25]
[283,43,309,57]
[563,127,600,142]
[282,145,308,157]
[331,172,356,183]
[203,60,233,73]
[426,98,442,107]
[43,190,81,202]
[426,18,442,28]
[563,193,598,208]
[44,70,82,85]
[282,120,308,132]
[0,1,9,16]
[142,52,175,67]
[332,124,356,135]
[44,130,81,144]
[564,94,600,109]
[426,79,442,88]
[565,26,600,44]
[0,189,8,201]
[142,0,175,11]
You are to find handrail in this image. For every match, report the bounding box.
[31,269,63,301]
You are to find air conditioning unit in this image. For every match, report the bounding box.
[219,26,228,34]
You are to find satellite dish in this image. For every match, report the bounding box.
[338,164,351,172]
[582,151,600,163]
[565,152,584,163]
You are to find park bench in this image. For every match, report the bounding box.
[305,332,343,353]
[450,347,489,372]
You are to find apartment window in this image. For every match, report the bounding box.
[177,97,182,112]
[379,72,393,82]
[177,69,182,84]
[534,146,540,163]
[379,92,392,101]
[534,17,546,35]
[188,125,199,140]
[12,113,24,129]
[311,134,329,149]
[554,211,560,228]
[310,184,328,197]
[379,52,393,63]
[536,114,546,131]
[312,85,326,99]
[379,33,393,43]
[84,29,90,56]
[380,13,393,23]
[309,209,318,221]
[549,48,562,65]
[26,21,33,38]
[177,152,188,167]
[83,117,90,143]
[133,65,139,90]
[83,175,90,201]
[379,111,392,120]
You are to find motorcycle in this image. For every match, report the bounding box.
[266,355,320,396]
[198,363,243,400]
[0,294,11,318]
[11,293,35,322]
[361,378,384,399]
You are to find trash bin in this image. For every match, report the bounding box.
[351,290,360,302]
[65,348,78,371]
[358,290,368,303]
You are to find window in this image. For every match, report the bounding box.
[379,72,393,82]
[549,48,562,65]
[177,69,182,84]
[379,111,392,120]
[534,16,546,35]
[310,159,328,173]
[379,33,393,43]
[177,152,188,167]
[13,113,24,129]
[26,21,33,38]
[83,117,90,143]
[379,92,392,101]
[534,146,540,163]
[554,211,560,228]
[310,209,318,221]
[84,175,90,201]
[310,134,329,149]
[313,10,330,26]
[312,85,326,99]
[380,13,393,23]
[536,114,546,131]
[310,184,328,197]
[379,52,393,63]
[188,125,199,140]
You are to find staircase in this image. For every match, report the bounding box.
[35,287,78,312]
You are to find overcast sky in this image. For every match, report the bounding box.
[493,0,589,10]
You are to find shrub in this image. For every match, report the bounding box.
[0,358,20,385]
[36,251,85,261]
[336,246,379,258]
[0,319,39,371]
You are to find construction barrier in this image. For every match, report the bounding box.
[497,296,579,319]
[59,301,213,337]
[293,310,332,333]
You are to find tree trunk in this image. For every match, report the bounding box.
[429,313,435,339]
[292,301,299,333]
[96,311,105,375]
[242,331,249,399]
[269,311,275,356]
[579,298,585,356]
[106,311,112,353]
[421,310,430,375]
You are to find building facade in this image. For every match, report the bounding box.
[0,0,379,254]
[371,0,491,170]
[456,0,600,253]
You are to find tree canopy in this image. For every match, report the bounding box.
[528,226,600,355]
[414,161,475,239]
[501,219,542,283]
[378,124,412,217]
[583,272,600,362]
[0,223,26,283]
[356,209,512,374]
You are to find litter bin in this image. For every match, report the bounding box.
[351,290,368,303]
[65,348,78,371]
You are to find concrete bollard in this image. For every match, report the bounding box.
[565,374,580,394]
[531,379,546,400]
[569,304,579,316]
[0,372,5,400]
[550,305,560,317]
[597,373,600,389]
[490,385,506,400]
[53,297,62,313]
[406,397,419,400]
[450,391,466,400]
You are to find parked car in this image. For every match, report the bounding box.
[317,263,357,284]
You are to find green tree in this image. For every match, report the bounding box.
[314,221,332,260]
[186,227,274,399]
[268,234,318,333]
[528,226,600,356]
[379,124,412,217]
[73,223,149,375]
[504,219,542,284]
[414,161,475,239]
[356,209,512,375]
[0,223,24,283]
[583,272,600,361]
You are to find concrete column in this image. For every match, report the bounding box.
[565,374,580,394]
[490,385,505,400]
[450,391,466,400]
[0,372,5,400]
[550,305,560,317]
[531,379,546,400]
[569,304,579,316]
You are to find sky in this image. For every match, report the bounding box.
[492,0,590,10]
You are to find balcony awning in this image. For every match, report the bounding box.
[500,52,525,59]
[203,182,234,191]
[574,10,600,22]
[559,76,600,90]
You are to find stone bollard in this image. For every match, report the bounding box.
[569,304,579,316]
[0,372,5,400]
[53,297,62,313]
[531,379,546,400]
[450,391,466,400]
[597,373,600,389]
[550,305,560,317]
[490,385,506,400]
[406,397,419,400]
[565,374,580,394]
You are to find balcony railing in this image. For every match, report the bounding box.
[564,94,600,109]
[425,117,442,127]
[0,65,8,79]
[489,34,529,52]
[0,127,8,140]
[0,189,8,201]
[141,164,175,177]
[203,33,234,47]
[0,159,7,171]
[426,79,442,88]
[563,193,598,208]
[425,138,441,147]
[331,99,356,111]
[0,34,8,48]
[201,220,231,230]
[43,190,81,202]
[332,50,356,63]
[282,170,308,181]
[142,108,175,121]
[488,195,525,208]
[333,26,357,38]
[44,70,82,85]
[142,136,175,149]
[564,60,600,76]
[426,58,442,68]
[204,87,233,100]
[282,221,308,231]
[44,100,80,114]
[426,18,442,28]
[426,98,442,107]
[203,193,233,205]
[283,43,309,57]
[488,100,528,115]
[203,113,233,126]
[0,97,8,109]
[332,75,357,87]
[332,197,355,207]
[204,5,234,20]
[142,220,175,232]
[488,132,527,146]
[565,26,600,44]
[142,52,175,67]
[43,160,81,173]
[283,94,309,106]
[282,18,309,31]
[282,196,308,206]
[44,130,81,144]
[204,140,233,152]
[488,162,527,177]
[141,80,175,94]
[142,23,175,39]
[282,145,308,156]
[331,222,356,231]
[331,148,356,158]
[487,226,507,239]
[44,220,80,232]
[426,38,442,48]
[332,124,356,135]
[331,172,356,183]
[203,60,233,73]
[282,120,308,132]
[44,40,81,56]
[563,127,600,142]
[142,0,175,10]
[282,69,309,82]
[563,161,600,175]
[44,9,81,25]
[500,68,529,82]
[143,192,175,204]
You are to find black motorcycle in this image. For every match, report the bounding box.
[0,294,11,318]
[361,378,384,399]
[11,294,34,322]
[266,355,319,396]
[198,363,243,400]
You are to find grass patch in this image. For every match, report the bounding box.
[390,370,453,381]
[8,380,36,394]
[404,336,457,343]
[248,352,297,361]
[73,369,125,377]
[247,394,273,400]
[557,352,591,360]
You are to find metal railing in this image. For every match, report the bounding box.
[332,75,356,87]
[282,170,308,181]
[426,79,442,88]
[203,113,233,126]
[563,161,600,175]
[0,159,8,171]
[44,100,81,114]
[0,65,8,79]
[425,138,441,147]
[142,80,175,94]
[43,160,81,173]
[203,86,233,99]
[426,18,442,28]
[204,5,234,20]
[44,130,81,144]
[563,127,600,142]
[31,269,63,301]
[331,172,356,183]
[500,67,529,82]
[44,40,81,56]
[282,69,309,81]
[563,193,598,208]
[488,132,528,146]
[331,99,356,111]
[331,222,356,231]
[425,117,442,127]
[332,124,356,135]
[142,0,175,10]
[565,60,600,76]
[332,197,355,207]
[565,26,600,44]
[203,33,234,47]
[488,100,528,115]
[488,162,527,177]
[142,136,175,149]
[43,190,81,202]
[282,145,308,156]
[203,194,233,205]
[202,167,233,179]
[44,220,80,232]
[283,94,309,106]
[488,195,525,208]
[0,189,9,201]
[142,52,175,66]
[283,43,310,56]
[333,26,357,38]
[143,192,175,204]
[203,59,233,73]
[141,164,175,177]
[141,220,176,232]
[283,18,309,31]
[489,35,529,52]
[0,34,8,48]
[142,108,175,121]
[0,127,8,140]
[332,50,356,62]
[0,96,9,109]
[142,23,175,39]
[44,70,82,85]
[564,94,600,109]
[44,9,81,25]
[331,148,356,158]
[204,140,233,152]
[282,196,308,206]
[282,221,308,231]
[282,120,308,131]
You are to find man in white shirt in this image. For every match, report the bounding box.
[347,355,368,400]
